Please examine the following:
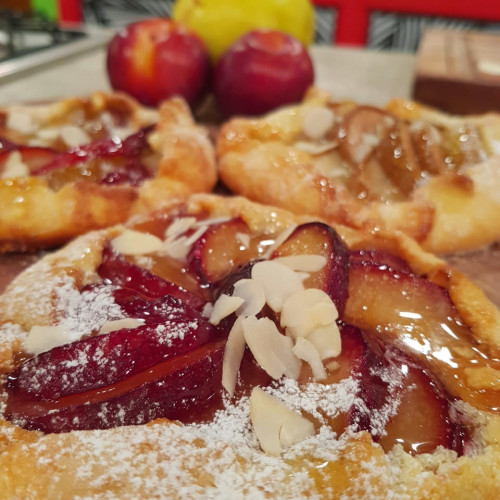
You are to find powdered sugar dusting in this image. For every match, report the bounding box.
[55,279,124,342]
[6,375,401,499]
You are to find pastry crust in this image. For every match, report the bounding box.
[0,194,499,499]
[0,93,216,252]
[217,88,500,254]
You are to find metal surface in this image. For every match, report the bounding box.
[0,27,112,84]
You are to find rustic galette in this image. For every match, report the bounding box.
[0,92,216,252]
[0,194,499,498]
[217,88,500,254]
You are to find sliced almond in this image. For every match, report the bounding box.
[25,325,71,355]
[60,125,92,148]
[99,318,145,334]
[162,235,190,261]
[281,289,338,335]
[7,109,36,134]
[209,294,244,326]
[111,229,163,256]
[1,150,29,179]
[202,302,213,318]
[273,254,326,272]
[222,316,246,397]
[235,231,250,249]
[184,225,208,247]
[302,106,335,140]
[250,387,315,456]
[294,140,338,156]
[251,260,304,313]
[192,216,231,228]
[233,279,266,317]
[260,224,297,259]
[242,316,301,380]
[307,323,342,360]
[292,337,327,380]
[165,217,197,240]
[100,111,135,141]
[37,127,62,141]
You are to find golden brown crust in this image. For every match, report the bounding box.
[1,194,498,498]
[0,93,216,252]
[217,89,500,254]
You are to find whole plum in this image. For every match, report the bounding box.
[106,18,210,107]
[213,30,314,117]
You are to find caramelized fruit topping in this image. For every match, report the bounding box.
[3,216,483,456]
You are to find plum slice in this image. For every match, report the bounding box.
[0,146,58,175]
[272,221,349,316]
[316,324,462,455]
[338,105,395,165]
[377,358,458,455]
[33,126,152,174]
[0,136,18,152]
[32,127,153,187]
[7,295,219,400]
[344,258,500,413]
[6,340,225,433]
[349,249,412,274]
[349,339,459,455]
[188,217,261,285]
[98,245,205,311]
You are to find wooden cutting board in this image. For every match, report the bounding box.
[414,29,500,114]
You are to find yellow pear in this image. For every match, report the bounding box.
[172,0,315,61]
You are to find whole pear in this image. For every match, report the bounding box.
[172,0,314,61]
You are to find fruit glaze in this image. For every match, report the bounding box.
[0,195,499,498]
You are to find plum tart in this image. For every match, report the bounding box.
[217,88,500,254]
[0,92,216,252]
[0,194,499,498]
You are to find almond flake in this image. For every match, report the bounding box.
[242,316,301,380]
[281,289,338,336]
[251,260,304,313]
[99,318,145,334]
[111,229,163,256]
[184,225,208,247]
[162,235,190,261]
[209,294,244,326]
[250,387,315,455]
[292,337,327,380]
[202,302,213,318]
[307,323,342,360]
[25,325,71,355]
[273,254,326,272]
[222,316,246,397]
[1,150,29,178]
[37,127,62,141]
[294,140,338,155]
[192,216,231,228]
[7,109,36,134]
[302,106,335,140]
[165,217,197,240]
[235,232,250,249]
[60,125,92,148]
[233,279,266,317]
[261,224,297,259]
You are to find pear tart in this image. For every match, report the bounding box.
[0,194,499,498]
[0,92,216,252]
[217,88,500,254]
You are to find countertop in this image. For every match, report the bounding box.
[0,44,416,106]
[0,44,498,307]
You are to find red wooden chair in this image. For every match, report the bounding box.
[312,0,500,46]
